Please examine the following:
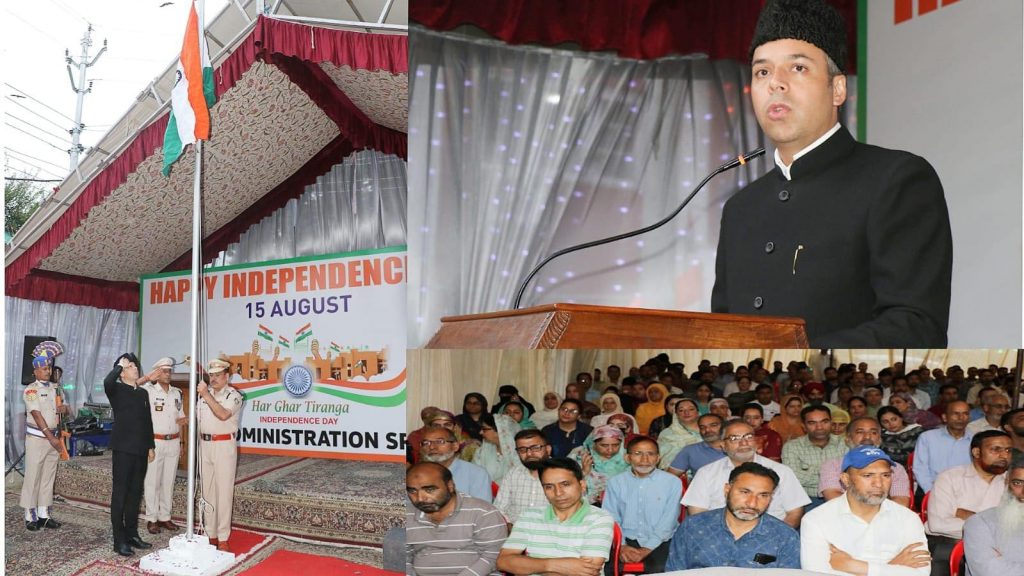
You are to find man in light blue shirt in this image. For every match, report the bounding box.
[602,435,681,575]
[913,401,973,495]
[667,414,727,478]
[420,427,493,503]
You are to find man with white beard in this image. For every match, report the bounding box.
[963,449,1024,576]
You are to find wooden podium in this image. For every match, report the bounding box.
[426,303,808,349]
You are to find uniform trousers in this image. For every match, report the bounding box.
[111,450,148,544]
[200,439,238,540]
[20,435,59,512]
[144,438,180,522]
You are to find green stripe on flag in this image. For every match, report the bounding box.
[312,386,406,407]
[161,111,184,176]
[295,330,313,343]
[257,331,272,342]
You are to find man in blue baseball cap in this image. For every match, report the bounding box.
[800,445,931,575]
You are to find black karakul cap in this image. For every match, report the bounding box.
[749,0,848,73]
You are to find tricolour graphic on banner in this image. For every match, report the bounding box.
[139,247,407,462]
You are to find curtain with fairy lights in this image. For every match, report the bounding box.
[408,26,858,346]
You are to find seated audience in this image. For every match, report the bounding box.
[456,392,489,441]
[420,427,492,503]
[782,405,846,510]
[406,462,507,576]
[743,404,782,462]
[966,392,1010,435]
[694,382,714,415]
[878,406,923,467]
[926,431,1013,576]
[542,398,593,459]
[656,398,703,469]
[913,401,974,496]
[708,398,732,421]
[472,413,521,484]
[602,436,681,575]
[800,445,931,575]
[889,392,942,431]
[490,385,535,417]
[634,384,669,434]
[963,449,1024,576]
[589,393,629,429]
[665,462,801,570]
[496,458,614,576]
[819,416,912,507]
[1003,408,1024,452]
[682,421,810,528]
[567,425,630,503]
[830,408,851,436]
[769,395,806,444]
[668,413,727,479]
[499,400,536,430]
[493,429,551,524]
[647,394,685,439]
[532,391,562,429]
[754,384,780,421]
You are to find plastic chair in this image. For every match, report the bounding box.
[949,540,964,576]
[905,452,916,509]
[918,491,930,524]
[491,482,500,498]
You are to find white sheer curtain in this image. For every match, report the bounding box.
[211,149,408,266]
[5,297,137,464]
[408,27,855,346]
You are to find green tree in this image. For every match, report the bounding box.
[5,177,45,237]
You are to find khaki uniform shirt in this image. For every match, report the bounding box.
[24,380,60,431]
[143,382,185,435]
[198,385,243,435]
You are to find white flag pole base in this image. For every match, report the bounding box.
[139,534,235,576]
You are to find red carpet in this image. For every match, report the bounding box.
[224,528,270,555]
[236,550,402,575]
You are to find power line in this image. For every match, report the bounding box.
[4,84,75,123]
[5,177,63,183]
[2,8,66,46]
[5,156,65,180]
[45,0,90,27]
[5,148,68,172]
[4,123,69,153]
[5,95,70,132]
[5,113,73,144]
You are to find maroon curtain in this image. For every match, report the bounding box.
[412,0,858,73]
[7,270,140,312]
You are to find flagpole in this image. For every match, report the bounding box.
[186,137,202,540]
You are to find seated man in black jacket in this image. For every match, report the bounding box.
[104,353,156,556]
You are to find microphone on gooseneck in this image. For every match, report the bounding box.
[511,147,766,310]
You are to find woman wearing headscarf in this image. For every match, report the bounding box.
[605,412,639,436]
[634,383,669,434]
[499,400,537,430]
[454,392,488,441]
[878,406,922,467]
[531,391,562,429]
[647,394,686,439]
[888,392,941,431]
[768,394,806,444]
[472,413,521,484]
[656,398,703,469]
[590,393,627,429]
[568,425,631,502]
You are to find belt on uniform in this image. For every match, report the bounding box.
[200,433,234,441]
[154,433,180,440]
[26,426,57,438]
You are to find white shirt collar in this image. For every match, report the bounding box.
[774,122,842,181]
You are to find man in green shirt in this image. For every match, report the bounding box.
[782,405,845,511]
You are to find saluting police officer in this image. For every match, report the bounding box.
[104,353,156,556]
[198,358,243,552]
[139,357,187,534]
[20,355,68,530]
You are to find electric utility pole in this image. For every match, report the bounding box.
[66,24,107,171]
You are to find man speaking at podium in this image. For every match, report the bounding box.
[711,0,952,347]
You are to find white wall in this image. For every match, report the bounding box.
[866,0,1022,346]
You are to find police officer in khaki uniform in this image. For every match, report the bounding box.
[198,358,243,552]
[20,355,68,530]
[140,357,187,534]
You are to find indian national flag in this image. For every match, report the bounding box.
[257,324,273,342]
[329,342,341,354]
[278,335,291,349]
[162,0,216,176]
[295,323,313,343]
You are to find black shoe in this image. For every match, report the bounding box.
[127,535,152,549]
[38,518,61,529]
[114,543,135,556]
[25,520,40,531]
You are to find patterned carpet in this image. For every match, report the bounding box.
[51,453,404,545]
[3,491,383,576]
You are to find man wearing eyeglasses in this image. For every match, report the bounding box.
[420,426,493,503]
[542,399,593,458]
[682,421,809,528]
[963,449,1024,576]
[926,430,1013,576]
[494,430,553,524]
[602,436,681,574]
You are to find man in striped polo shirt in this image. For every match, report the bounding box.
[497,457,614,576]
[406,462,508,575]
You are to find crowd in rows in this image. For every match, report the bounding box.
[406,355,1024,575]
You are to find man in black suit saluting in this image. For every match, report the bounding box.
[104,353,156,556]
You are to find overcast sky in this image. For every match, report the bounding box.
[2,0,229,185]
